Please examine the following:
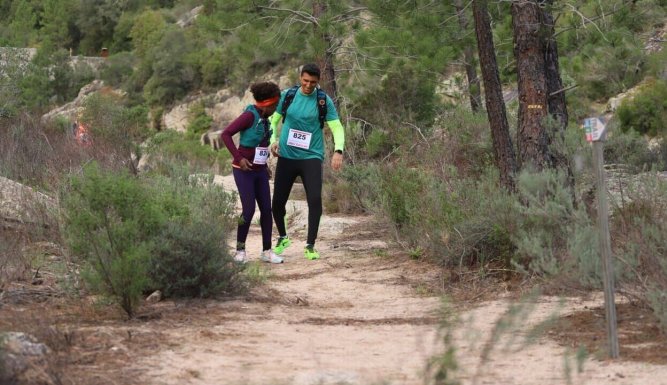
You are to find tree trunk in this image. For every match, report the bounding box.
[542,0,575,196]
[472,0,516,191]
[512,0,550,172]
[454,0,482,112]
[313,1,339,106]
[543,2,567,133]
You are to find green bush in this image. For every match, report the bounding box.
[187,101,214,136]
[512,170,598,281]
[145,130,231,175]
[435,170,517,268]
[616,79,667,137]
[612,175,667,331]
[144,171,238,298]
[324,164,382,214]
[80,93,150,170]
[18,48,95,110]
[198,47,230,88]
[62,163,241,317]
[62,163,165,317]
[151,220,243,298]
[604,128,664,172]
[100,52,137,88]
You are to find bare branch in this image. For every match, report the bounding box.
[331,7,368,23]
[256,4,318,25]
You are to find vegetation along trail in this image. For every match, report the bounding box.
[120,176,667,385]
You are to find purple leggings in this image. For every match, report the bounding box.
[233,167,272,251]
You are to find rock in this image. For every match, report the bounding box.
[146,290,162,303]
[40,80,106,123]
[0,332,59,385]
[0,177,57,231]
[163,101,193,133]
[177,5,204,28]
[163,71,292,135]
[606,83,644,112]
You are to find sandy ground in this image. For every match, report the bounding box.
[122,175,667,385]
[132,214,443,385]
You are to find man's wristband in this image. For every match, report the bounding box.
[335,150,343,155]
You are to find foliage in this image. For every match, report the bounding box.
[147,171,239,298]
[62,163,164,317]
[18,47,95,110]
[612,174,667,332]
[80,92,150,171]
[351,67,438,158]
[62,163,242,317]
[142,27,196,106]
[76,0,123,55]
[144,130,231,175]
[604,128,665,172]
[616,79,667,137]
[324,163,382,214]
[0,113,91,192]
[99,52,137,88]
[512,170,598,282]
[187,101,214,136]
[150,220,244,298]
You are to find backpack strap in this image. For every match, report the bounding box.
[281,85,328,130]
[316,89,327,130]
[280,86,299,124]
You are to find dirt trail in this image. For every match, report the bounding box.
[122,174,667,385]
[131,212,442,385]
[22,175,666,385]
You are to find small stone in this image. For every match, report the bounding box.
[146,290,162,303]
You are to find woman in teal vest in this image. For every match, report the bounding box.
[221,82,283,264]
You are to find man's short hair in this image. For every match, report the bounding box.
[301,63,321,78]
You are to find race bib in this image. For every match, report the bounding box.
[286,128,312,149]
[253,146,269,165]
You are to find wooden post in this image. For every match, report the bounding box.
[592,138,620,359]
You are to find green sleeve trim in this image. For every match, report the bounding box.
[327,119,345,152]
[269,112,282,144]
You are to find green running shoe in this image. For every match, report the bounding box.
[274,236,291,254]
[304,245,320,260]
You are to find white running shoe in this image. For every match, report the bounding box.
[233,250,247,263]
[260,249,284,264]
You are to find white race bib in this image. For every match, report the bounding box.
[286,128,312,149]
[253,146,269,165]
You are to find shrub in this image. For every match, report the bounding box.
[604,128,664,172]
[62,163,165,317]
[62,163,242,316]
[612,174,667,331]
[80,93,150,172]
[434,170,518,268]
[150,220,243,298]
[616,79,667,137]
[187,101,214,137]
[512,170,598,281]
[99,52,137,88]
[0,114,91,192]
[323,164,382,214]
[145,130,231,175]
[144,171,238,298]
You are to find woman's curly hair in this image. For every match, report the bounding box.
[250,82,280,102]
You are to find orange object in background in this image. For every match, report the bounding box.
[101,48,109,58]
[75,122,92,147]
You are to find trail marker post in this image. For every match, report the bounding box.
[584,116,620,359]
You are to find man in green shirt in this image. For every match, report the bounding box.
[269,63,345,260]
